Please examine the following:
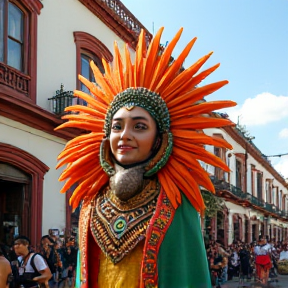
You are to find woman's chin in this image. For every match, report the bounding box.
[115,155,143,166]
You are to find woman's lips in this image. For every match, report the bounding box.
[117,145,135,152]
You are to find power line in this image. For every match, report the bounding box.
[263,152,288,158]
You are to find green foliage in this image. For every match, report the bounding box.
[201,190,224,218]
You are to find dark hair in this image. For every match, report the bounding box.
[41,235,55,244]
[258,235,264,241]
[14,235,31,245]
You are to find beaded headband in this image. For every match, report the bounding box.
[104,87,170,137]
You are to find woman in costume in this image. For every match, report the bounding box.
[56,27,236,288]
[254,236,272,284]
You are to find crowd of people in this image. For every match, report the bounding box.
[0,233,78,288]
[206,236,288,288]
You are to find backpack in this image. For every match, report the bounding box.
[39,251,56,274]
[30,253,44,276]
[9,253,49,288]
[40,248,56,274]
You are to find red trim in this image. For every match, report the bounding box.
[0,143,49,246]
[0,86,82,140]
[140,188,175,288]
[14,0,43,15]
[74,31,113,90]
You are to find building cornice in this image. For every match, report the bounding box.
[223,126,288,188]
[0,87,81,140]
[78,0,152,49]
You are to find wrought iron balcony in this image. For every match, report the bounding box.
[210,176,288,219]
[48,84,75,116]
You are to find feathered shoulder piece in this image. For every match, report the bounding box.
[56,27,236,214]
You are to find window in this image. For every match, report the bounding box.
[251,164,255,195]
[74,31,113,103]
[1,1,24,71]
[80,50,104,96]
[0,0,42,102]
[213,134,226,181]
[236,160,242,189]
[257,172,262,200]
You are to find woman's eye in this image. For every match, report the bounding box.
[111,123,121,130]
[134,123,147,130]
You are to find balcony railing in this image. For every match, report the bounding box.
[48,84,75,116]
[210,176,288,219]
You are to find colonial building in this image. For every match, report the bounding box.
[0,0,150,245]
[203,114,288,246]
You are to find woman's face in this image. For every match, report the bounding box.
[110,106,157,165]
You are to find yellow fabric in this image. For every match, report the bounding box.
[98,241,144,288]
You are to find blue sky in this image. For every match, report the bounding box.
[122,0,288,178]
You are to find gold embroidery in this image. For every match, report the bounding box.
[90,179,159,264]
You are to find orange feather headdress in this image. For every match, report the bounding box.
[56,27,236,214]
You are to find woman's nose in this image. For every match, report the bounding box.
[120,127,132,140]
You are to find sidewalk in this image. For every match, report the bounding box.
[220,274,288,287]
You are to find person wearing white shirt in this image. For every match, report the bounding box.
[13,235,52,288]
[279,244,288,261]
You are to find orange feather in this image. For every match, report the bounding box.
[64,133,103,149]
[170,100,237,119]
[172,130,233,149]
[73,90,108,114]
[64,105,105,119]
[56,143,100,169]
[90,61,116,99]
[113,41,124,91]
[149,28,183,91]
[124,44,134,89]
[171,116,234,130]
[173,139,230,172]
[55,121,103,132]
[167,80,229,110]
[143,27,164,87]
[158,168,181,208]
[162,52,213,100]
[155,37,197,94]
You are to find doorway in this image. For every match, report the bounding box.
[0,162,31,246]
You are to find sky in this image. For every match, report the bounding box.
[122,0,288,179]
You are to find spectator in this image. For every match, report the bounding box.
[13,235,52,288]
[254,235,272,285]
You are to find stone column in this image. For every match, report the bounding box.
[248,219,252,243]
[271,223,274,240]
[255,221,260,242]
[227,213,233,245]
[264,217,268,238]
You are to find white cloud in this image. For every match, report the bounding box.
[227,93,288,126]
[279,128,288,139]
[274,157,288,179]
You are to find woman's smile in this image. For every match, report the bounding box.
[117,144,136,153]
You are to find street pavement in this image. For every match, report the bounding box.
[220,274,288,287]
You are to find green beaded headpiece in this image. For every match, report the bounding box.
[104,87,170,137]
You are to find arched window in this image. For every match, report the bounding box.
[74,31,113,103]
